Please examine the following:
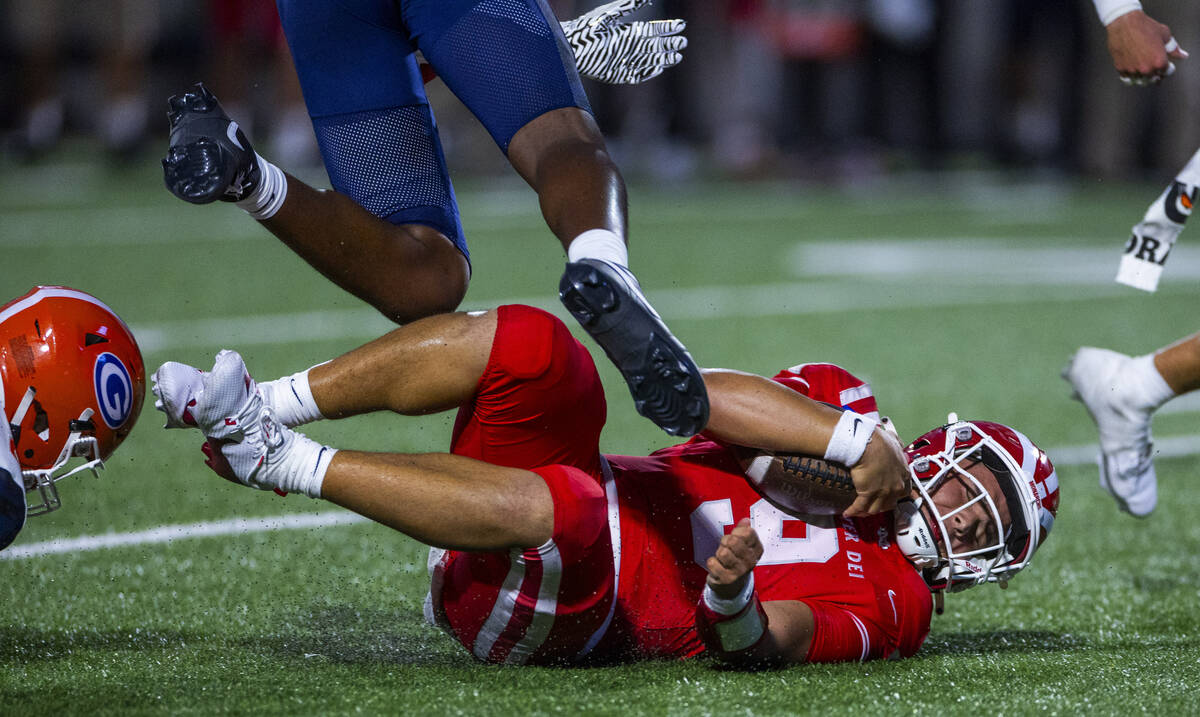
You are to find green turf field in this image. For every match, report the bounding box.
[2,156,1199,715]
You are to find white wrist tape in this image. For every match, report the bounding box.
[236,154,288,221]
[703,574,756,615]
[824,411,878,468]
[1093,0,1142,26]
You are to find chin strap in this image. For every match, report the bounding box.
[9,387,35,445]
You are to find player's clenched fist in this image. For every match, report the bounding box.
[1104,10,1187,85]
[705,518,764,600]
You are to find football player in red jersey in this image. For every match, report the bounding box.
[153,305,1058,666]
[0,287,147,551]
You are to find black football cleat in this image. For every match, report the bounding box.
[162,83,259,204]
[560,259,709,437]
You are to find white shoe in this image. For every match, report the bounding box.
[192,349,300,490]
[1098,448,1157,518]
[155,351,329,495]
[1063,347,1157,516]
[151,361,205,428]
[153,358,303,431]
[151,352,258,437]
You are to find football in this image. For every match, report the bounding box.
[733,446,857,516]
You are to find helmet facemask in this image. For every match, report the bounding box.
[11,387,105,516]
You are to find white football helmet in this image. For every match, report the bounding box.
[895,414,1059,593]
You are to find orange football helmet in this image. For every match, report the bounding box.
[0,286,146,515]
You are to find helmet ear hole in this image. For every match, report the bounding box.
[69,418,96,433]
[31,402,49,435]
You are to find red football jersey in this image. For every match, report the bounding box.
[601,363,931,662]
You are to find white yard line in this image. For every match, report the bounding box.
[1043,434,1200,466]
[131,279,1160,354]
[4,435,1197,561]
[122,238,1200,353]
[0,512,367,560]
[0,207,253,247]
[788,239,1200,283]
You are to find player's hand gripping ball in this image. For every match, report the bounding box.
[733,447,856,516]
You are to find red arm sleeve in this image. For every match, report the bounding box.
[803,601,890,663]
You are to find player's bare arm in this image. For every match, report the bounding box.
[701,369,908,514]
[702,369,846,454]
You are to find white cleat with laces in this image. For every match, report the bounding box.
[151,361,205,429]
[1063,347,1157,517]
[153,350,330,496]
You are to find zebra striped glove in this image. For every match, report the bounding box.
[561,0,687,85]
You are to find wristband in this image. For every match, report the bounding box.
[236,154,288,221]
[703,574,756,615]
[824,411,878,468]
[1092,0,1142,26]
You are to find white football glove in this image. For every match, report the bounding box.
[561,0,687,85]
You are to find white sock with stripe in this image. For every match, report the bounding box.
[263,427,336,499]
[260,368,324,428]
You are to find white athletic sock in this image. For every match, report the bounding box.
[259,368,324,428]
[265,428,336,499]
[235,153,288,220]
[567,228,629,268]
[1178,149,1200,186]
[1127,353,1177,411]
